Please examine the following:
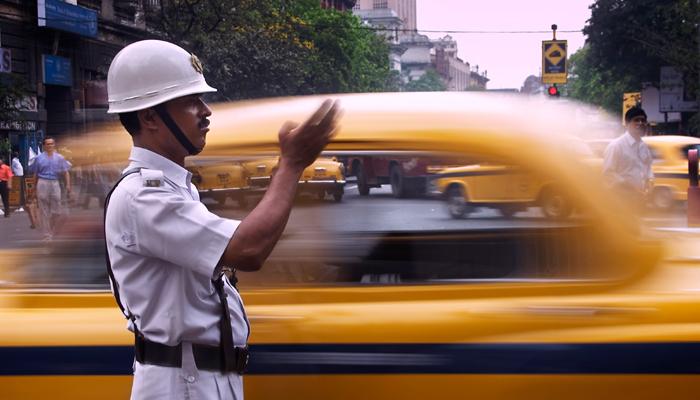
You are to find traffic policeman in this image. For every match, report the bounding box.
[104,40,340,400]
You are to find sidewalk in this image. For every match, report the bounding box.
[0,206,104,249]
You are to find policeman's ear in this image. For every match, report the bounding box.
[137,108,160,133]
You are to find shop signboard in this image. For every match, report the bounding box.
[43,54,73,87]
[37,0,98,38]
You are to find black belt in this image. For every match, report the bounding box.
[134,336,249,374]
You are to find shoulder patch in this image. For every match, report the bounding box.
[140,169,164,187]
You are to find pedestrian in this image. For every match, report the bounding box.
[104,40,339,400]
[29,136,72,240]
[603,106,653,210]
[11,150,24,212]
[0,156,12,218]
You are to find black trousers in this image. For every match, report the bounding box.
[0,180,8,215]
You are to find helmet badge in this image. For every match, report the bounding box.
[190,54,204,74]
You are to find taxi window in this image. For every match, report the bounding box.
[0,147,633,290]
[226,149,620,287]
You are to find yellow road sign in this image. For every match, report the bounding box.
[542,40,567,84]
[622,92,641,124]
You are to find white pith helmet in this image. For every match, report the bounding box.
[107,40,216,114]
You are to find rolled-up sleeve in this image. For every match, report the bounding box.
[131,186,240,277]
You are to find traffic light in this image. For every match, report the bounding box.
[547,85,560,97]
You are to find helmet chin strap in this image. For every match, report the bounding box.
[154,104,200,156]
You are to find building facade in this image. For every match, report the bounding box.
[353,0,416,33]
[432,35,470,91]
[0,0,151,161]
[320,0,357,11]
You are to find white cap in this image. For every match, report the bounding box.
[107,40,216,114]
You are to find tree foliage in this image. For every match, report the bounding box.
[146,0,394,100]
[568,45,636,113]
[571,0,699,131]
[0,74,28,123]
[403,69,447,92]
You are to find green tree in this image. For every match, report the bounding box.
[146,0,394,99]
[403,69,446,92]
[568,45,636,113]
[577,0,699,131]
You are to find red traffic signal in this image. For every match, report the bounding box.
[547,85,560,97]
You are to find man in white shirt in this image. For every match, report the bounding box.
[105,40,339,400]
[11,151,24,212]
[603,106,653,207]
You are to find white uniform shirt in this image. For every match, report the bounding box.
[11,157,23,177]
[106,147,248,400]
[603,132,654,192]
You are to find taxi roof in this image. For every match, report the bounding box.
[643,135,700,145]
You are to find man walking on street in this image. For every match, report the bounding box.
[105,40,340,400]
[0,157,12,218]
[603,106,653,210]
[29,137,72,240]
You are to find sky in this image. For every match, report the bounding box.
[417,0,595,89]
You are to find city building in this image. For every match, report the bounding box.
[353,1,488,90]
[320,0,357,11]
[520,74,546,95]
[353,7,405,72]
[0,0,151,159]
[353,0,427,80]
[353,0,416,33]
[432,35,470,91]
[470,66,489,90]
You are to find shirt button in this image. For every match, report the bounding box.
[186,376,195,383]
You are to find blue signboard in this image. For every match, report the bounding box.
[37,0,98,38]
[43,54,73,87]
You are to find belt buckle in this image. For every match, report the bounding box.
[236,346,250,374]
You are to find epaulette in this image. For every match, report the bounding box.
[140,169,164,187]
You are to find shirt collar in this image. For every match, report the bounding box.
[127,147,192,189]
[622,131,642,146]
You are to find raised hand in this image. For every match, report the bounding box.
[278,99,341,171]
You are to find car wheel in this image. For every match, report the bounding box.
[541,188,572,219]
[355,162,370,196]
[333,192,343,202]
[651,187,674,211]
[446,185,470,219]
[498,205,521,218]
[390,165,407,198]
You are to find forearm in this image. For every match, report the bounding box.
[64,172,71,191]
[221,160,303,271]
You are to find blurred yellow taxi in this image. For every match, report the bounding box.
[432,138,600,219]
[186,158,250,207]
[243,156,346,202]
[1,93,699,400]
[434,163,573,219]
[643,135,700,210]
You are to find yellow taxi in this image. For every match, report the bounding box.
[243,156,346,202]
[186,158,250,207]
[433,163,573,219]
[1,93,700,400]
[432,138,600,219]
[643,135,700,210]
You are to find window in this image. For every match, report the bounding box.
[373,0,388,9]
